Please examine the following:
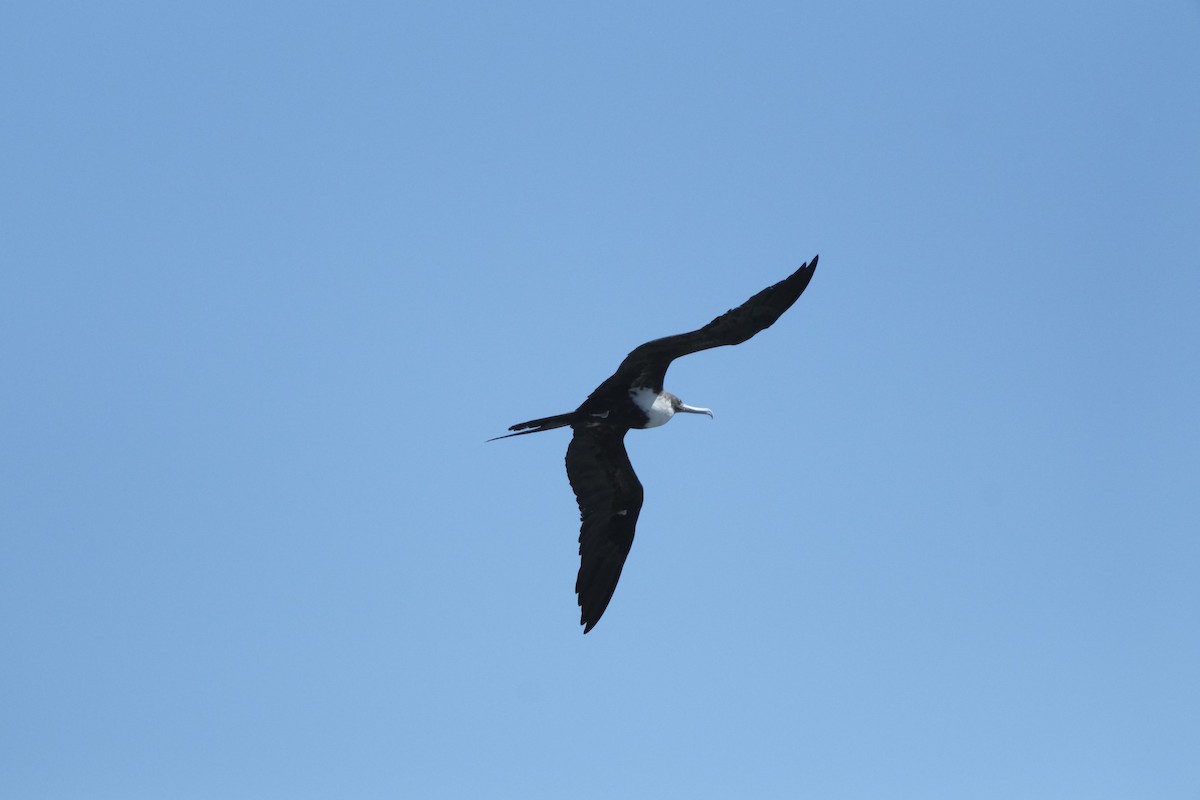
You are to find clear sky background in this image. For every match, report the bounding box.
[3,2,1199,798]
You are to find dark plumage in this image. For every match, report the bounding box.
[494,256,818,632]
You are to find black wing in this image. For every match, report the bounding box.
[566,424,644,633]
[586,255,818,398]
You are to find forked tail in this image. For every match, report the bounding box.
[487,411,576,442]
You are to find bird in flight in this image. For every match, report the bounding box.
[493,256,818,632]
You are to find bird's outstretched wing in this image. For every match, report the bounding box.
[566,424,644,633]
[589,255,818,396]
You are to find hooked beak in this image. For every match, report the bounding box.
[677,402,714,418]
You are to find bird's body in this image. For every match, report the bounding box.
[494,256,818,632]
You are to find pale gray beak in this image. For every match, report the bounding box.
[677,402,714,418]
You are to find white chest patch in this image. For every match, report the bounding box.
[630,388,674,428]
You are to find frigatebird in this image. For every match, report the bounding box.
[494,256,818,632]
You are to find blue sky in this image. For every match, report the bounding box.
[3,2,1199,798]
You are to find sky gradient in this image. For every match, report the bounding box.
[3,2,1199,798]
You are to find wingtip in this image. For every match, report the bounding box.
[579,599,602,633]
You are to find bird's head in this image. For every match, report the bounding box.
[670,394,714,419]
